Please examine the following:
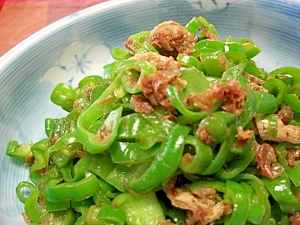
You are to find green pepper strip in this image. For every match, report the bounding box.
[166,85,208,122]
[200,50,230,77]
[215,150,257,180]
[262,78,287,105]
[16,181,37,203]
[71,198,93,225]
[185,16,219,39]
[112,192,165,225]
[223,180,250,225]
[253,90,278,114]
[44,173,101,202]
[200,123,237,175]
[244,60,268,80]
[45,198,70,212]
[239,37,261,59]
[237,87,257,127]
[220,59,248,84]
[50,83,78,111]
[59,153,93,182]
[177,54,206,73]
[276,143,300,186]
[85,204,126,225]
[24,189,44,224]
[283,93,300,113]
[46,209,75,225]
[117,113,172,149]
[190,180,226,193]
[44,132,77,161]
[179,135,213,174]
[77,60,156,153]
[110,141,159,164]
[236,174,270,225]
[200,111,236,143]
[261,171,300,214]
[6,140,33,163]
[128,124,190,193]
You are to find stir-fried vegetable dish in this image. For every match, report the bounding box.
[6,15,300,225]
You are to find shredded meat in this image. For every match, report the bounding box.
[124,35,149,54]
[243,72,268,92]
[164,178,232,225]
[243,72,265,85]
[234,126,254,147]
[150,20,197,58]
[278,105,293,124]
[196,124,216,145]
[97,121,113,142]
[254,142,284,178]
[188,80,248,116]
[286,148,300,168]
[201,26,219,40]
[289,212,300,225]
[130,94,154,114]
[132,52,184,109]
[255,115,300,144]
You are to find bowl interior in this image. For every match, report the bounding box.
[0,0,299,223]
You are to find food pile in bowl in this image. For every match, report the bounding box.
[4,10,300,225]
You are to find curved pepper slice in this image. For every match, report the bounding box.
[78,106,123,154]
[44,173,101,202]
[112,191,165,225]
[128,124,190,193]
[179,135,213,174]
[166,85,208,123]
[223,180,250,225]
[261,171,300,214]
[200,123,237,175]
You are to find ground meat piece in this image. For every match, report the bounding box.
[132,52,183,109]
[255,115,300,144]
[124,35,150,54]
[286,148,300,168]
[150,20,197,58]
[196,124,216,145]
[278,105,293,124]
[201,26,219,40]
[248,82,268,92]
[133,51,181,73]
[243,72,268,92]
[289,212,300,225]
[130,94,154,114]
[234,126,254,147]
[164,177,232,225]
[243,72,265,85]
[254,142,284,178]
[188,80,248,116]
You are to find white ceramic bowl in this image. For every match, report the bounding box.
[0,0,299,224]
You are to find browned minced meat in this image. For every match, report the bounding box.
[289,212,300,225]
[130,94,154,114]
[254,142,284,179]
[132,52,184,109]
[150,20,197,58]
[196,124,216,145]
[243,72,268,92]
[234,125,254,147]
[164,177,232,225]
[188,80,248,116]
[286,148,300,168]
[201,26,219,40]
[278,105,293,124]
[124,35,150,54]
[255,115,300,144]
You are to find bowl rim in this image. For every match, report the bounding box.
[0,0,135,72]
